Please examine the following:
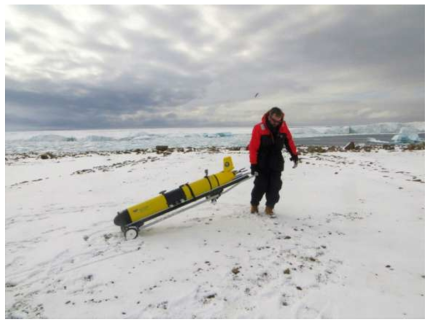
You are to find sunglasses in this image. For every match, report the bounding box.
[268,115,282,125]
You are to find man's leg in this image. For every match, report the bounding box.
[265,171,282,209]
[251,172,269,206]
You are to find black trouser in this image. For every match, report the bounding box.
[250,170,282,209]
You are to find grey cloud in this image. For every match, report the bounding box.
[290,6,424,82]
[5,26,21,43]
[15,5,72,26]
[5,5,425,131]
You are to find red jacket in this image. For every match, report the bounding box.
[249,113,298,170]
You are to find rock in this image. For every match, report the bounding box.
[156,146,169,152]
[5,281,17,288]
[327,146,339,152]
[232,266,241,275]
[344,142,356,150]
[284,268,291,275]
[406,142,425,151]
[382,144,395,150]
[72,169,95,175]
[39,152,56,159]
[307,146,327,153]
[207,146,220,153]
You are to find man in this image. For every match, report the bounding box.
[249,107,299,217]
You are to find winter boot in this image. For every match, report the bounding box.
[250,205,259,214]
[265,206,276,218]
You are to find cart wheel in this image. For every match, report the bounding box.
[124,227,139,240]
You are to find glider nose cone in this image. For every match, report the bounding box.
[114,210,131,226]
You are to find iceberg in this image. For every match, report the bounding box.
[292,122,425,137]
[28,135,77,142]
[203,132,233,138]
[391,127,422,144]
[83,135,115,142]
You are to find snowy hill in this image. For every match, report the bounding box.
[5,149,425,318]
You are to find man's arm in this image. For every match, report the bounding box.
[282,122,298,158]
[249,125,261,165]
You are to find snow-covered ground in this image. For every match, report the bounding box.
[5,149,425,318]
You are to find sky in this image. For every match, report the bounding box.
[5,5,425,131]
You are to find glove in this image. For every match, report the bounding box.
[251,164,259,176]
[290,155,299,169]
